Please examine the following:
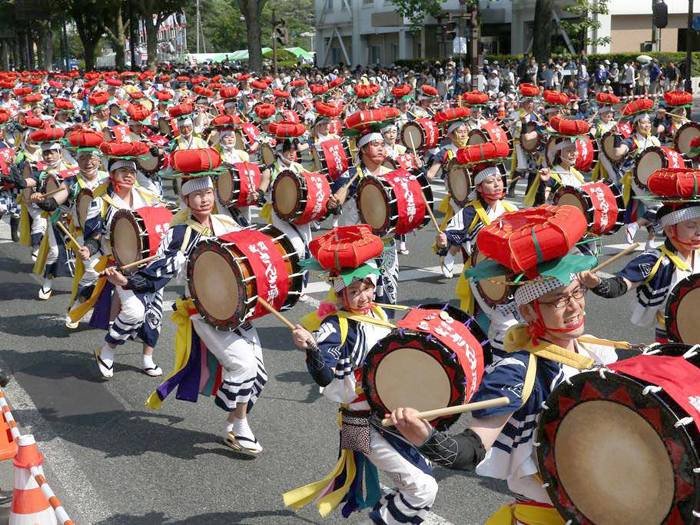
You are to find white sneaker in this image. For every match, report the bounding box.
[441,258,454,279]
[645,240,655,251]
[94,348,114,379]
[31,249,39,262]
[65,314,79,330]
[625,223,639,244]
[225,432,262,456]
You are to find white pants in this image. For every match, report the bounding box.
[192,319,267,413]
[28,204,47,241]
[106,287,146,346]
[45,223,59,268]
[366,427,438,524]
[79,254,101,289]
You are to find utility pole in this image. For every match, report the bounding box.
[272,10,278,77]
[652,0,661,51]
[686,0,694,92]
[196,0,201,53]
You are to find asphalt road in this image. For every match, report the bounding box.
[0,168,660,525]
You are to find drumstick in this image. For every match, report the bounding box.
[257,297,322,353]
[118,254,159,271]
[55,221,81,250]
[333,170,362,201]
[373,302,411,310]
[577,336,633,350]
[42,186,67,199]
[381,396,511,427]
[421,191,441,232]
[591,243,640,273]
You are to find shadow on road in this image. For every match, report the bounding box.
[0,313,73,338]
[95,509,317,524]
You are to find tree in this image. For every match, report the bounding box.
[104,0,130,68]
[559,0,611,54]
[136,0,187,71]
[57,0,111,70]
[533,0,554,63]
[237,0,268,74]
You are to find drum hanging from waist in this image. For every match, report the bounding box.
[467,120,513,150]
[157,117,179,138]
[634,146,686,190]
[75,189,93,231]
[41,173,61,195]
[187,224,303,330]
[260,143,276,167]
[109,206,173,271]
[446,159,472,208]
[362,304,488,429]
[471,246,514,307]
[356,169,433,235]
[400,119,440,151]
[216,162,262,208]
[271,170,331,225]
[665,273,700,345]
[136,148,164,176]
[519,121,541,153]
[311,138,350,181]
[674,122,700,160]
[536,343,700,525]
[553,181,625,236]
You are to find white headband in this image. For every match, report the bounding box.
[447,121,467,135]
[41,142,62,152]
[224,100,237,108]
[514,277,568,307]
[380,123,397,133]
[633,113,650,124]
[599,106,614,114]
[474,165,500,186]
[660,205,700,228]
[357,132,383,149]
[182,176,213,197]
[544,106,561,114]
[109,159,137,172]
[548,138,576,164]
[179,117,193,127]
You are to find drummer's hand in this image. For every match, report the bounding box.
[538,168,550,182]
[577,270,601,289]
[29,192,44,203]
[292,324,314,350]
[327,194,341,209]
[78,246,91,261]
[103,267,128,287]
[436,232,448,249]
[387,408,433,446]
[656,108,666,119]
[413,155,423,169]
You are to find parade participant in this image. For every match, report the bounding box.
[88,92,112,132]
[526,117,589,207]
[219,86,240,117]
[436,142,517,322]
[411,85,438,119]
[328,112,401,313]
[169,103,208,151]
[426,106,471,183]
[0,111,19,241]
[461,92,489,131]
[582,168,700,343]
[142,153,268,456]
[68,141,164,378]
[310,101,342,145]
[380,121,413,255]
[250,102,277,157]
[389,205,618,524]
[390,84,412,130]
[507,84,543,197]
[52,97,75,130]
[590,92,622,183]
[609,98,663,249]
[285,225,438,523]
[653,90,692,142]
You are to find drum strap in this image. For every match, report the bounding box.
[520,353,537,407]
[643,246,690,286]
[504,324,595,370]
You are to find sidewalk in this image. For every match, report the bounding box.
[0,458,13,522]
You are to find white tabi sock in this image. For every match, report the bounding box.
[233,417,253,439]
[444,251,454,269]
[100,344,115,367]
[42,278,53,290]
[142,354,156,370]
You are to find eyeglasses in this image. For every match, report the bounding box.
[538,286,588,309]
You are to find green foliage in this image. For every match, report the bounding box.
[560,0,611,54]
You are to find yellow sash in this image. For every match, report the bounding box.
[32,215,51,276]
[524,168,584,207]
[503,324,595,370]
[260,202,272,223]
[485,502,565,525]
[17,194,31,246]
[67,255,110,323]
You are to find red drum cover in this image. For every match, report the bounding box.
[169,148,222,173]
[383,170,426,234]
[634,147,686,190]
[232,162,262,207]
[647,168,700,199]
[272,171,331,225]
[400,119,439,151]
[310,224,384,271]
[318,138,349,181]
[100,140,148,158]
[136,207,173,257]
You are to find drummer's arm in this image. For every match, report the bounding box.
[36,183,69,212]
[258,166,272,196]
[292,321,338,387]
[611,134,630,158]
[123,229,181,293]
[425,158,442,181]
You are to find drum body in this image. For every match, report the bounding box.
[42,173,61,195]
[271,170,330,225]
[216,162,262,208]
[520,121,540,153]
[356,170,433,235]
[634,146,685,190]
[471,246,513,307]
[75,189,93,231]
[311,138,350,181]
[157,117,179,138]
[187,224,303,330]
[400,119,440,151]
[446,159,472,207]
[136,148,163,175]
[665,273,700,345]
[467,121,513,150]
[545,135,599,172]
[138,99,154,113]
[537,344,700,525]
[554,181,624,236]
[674,122,700,160]
[363,305,486,429]
[109,206,173,270]
[260,143,276,167]
[600,124,632,166]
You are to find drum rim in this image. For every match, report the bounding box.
[471,247,512,306]
[362,329,468,430]
[665,273,700,345]
[446,159,472,207]
[260,143,276,167]
[553,181,625,236]
[600,130,625,165]
[271,170,305,221]
[215,167,238,206]
[76,189,93,230]
[136,150,163,175]
[255,224,304,312]
[674,121,700,159]
[634,146,673,190]
[109,209,147,270]
[42,173,61,194]
[537,366,700,524]
[356,176,394,235]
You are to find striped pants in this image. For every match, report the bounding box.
[105,286,163,348]
[192,319,267,414]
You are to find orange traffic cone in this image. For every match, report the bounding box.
[9,435,56,525]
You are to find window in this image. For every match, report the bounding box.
[325,0,333,10]
[363,0,373,5]
[341,0,348,11]
[370,45,380,64]
[331,47,342,64]
[391,43,399,62]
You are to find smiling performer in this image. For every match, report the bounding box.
[388,205,618,525]
[284,225,438,523]
[581,168,700,343]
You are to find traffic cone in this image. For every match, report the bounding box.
[497,100,506,120]
[9,434,56,525]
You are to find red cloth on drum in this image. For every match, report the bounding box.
[383,170,427,235]
[168,103,194,119]
[310,84,329,96]
[232,162,262,207]
[136,207,174,257]
[519,83,540,97]
[315,102,342,118]
[269,121,305,139]
[53,97,73,110]
[319,139,349,181]
[610,355,700,433]
[397,309,484,401]
[329,77,343,88]
[543,90,570,106]
[621,97,654,117]
[30,127,64,143]
[435,107,471,125]
[310,225,384,271]
[88,91,110,107]
[170,148,222,173]
[58,167,79,180]
[68,130,104,148]
[218,229,290,320]
[297,172,331,224]
[476,205,588,276]
[596,92,620,105]
[128,104,151,122]
[647,168,700,200]
[456,141,510,164]
[549,116,590,136]
[100,140,149,158]
[664,91,693,107]
[211,115,241,129]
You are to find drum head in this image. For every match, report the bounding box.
[556,191,585,215]
[190,246,241,324]
[401,123,424,150]
[601,132,624,163]
[520,123,539,152]
[158,118,172,136]
[261,144,276,166]
[675,123,700,158]
[137,153,161,174]
[44,176,60,195]
[446,162,471,207]
[76,191,92,230]
[358,180,389,233]
[272,172,300,218]
[111,212,141,267]
[635,149,663,188]
[381,158,397,170]
[466,129,487,145]
[473,249,509,305]
[537,369,699,525]
[139,99,154,113]
[665,273,700,345]
[216,169,235,206]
